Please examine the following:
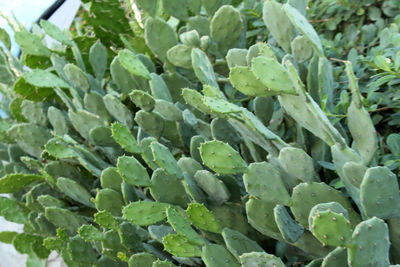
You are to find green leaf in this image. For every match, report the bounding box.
[40,20,72,46]
[118,49,150,79]
[0,28,11,50]
[0,173,44,193]
[374,55,392,72]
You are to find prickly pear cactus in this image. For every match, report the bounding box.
[0,0,399,266]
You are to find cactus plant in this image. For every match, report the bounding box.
[0,0,399,266]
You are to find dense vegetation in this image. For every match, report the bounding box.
[0,0,399,266]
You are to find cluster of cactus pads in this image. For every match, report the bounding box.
[0,0,399,266]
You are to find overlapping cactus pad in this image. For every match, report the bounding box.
[0,0,399,266]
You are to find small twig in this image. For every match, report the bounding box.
[216,77,230,83]
[330,57,347,63]
[369,106,392,113]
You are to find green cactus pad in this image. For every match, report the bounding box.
[182,173,208,203]
[148,225,175,243]
[199,140,247,175]
[103,94,134,128]
[330,145,363,210]
[180,30,200,47]
[14,29,51,57]
[123,201,170,226]
[150,73,173,102]
[162,0,188,21]
[246,198,282,239]
[291,35,313,62]
[291,182,359,228]
[94,210,119,230]
[63,63,90,93]
[211,204,250,235]
[135,110,165,138]
[191,48,219,89]
[14,71,68,101]
[0,173,44,193]
[0,231,18,244]
[78,224,104,242]
[135,0,158,16]
[194,170,230,205]
[83,92,110,122]
[243,162,290,205]
[253,96,274,126]
[140,137,159,170]
[348,217,390,267]
[150,141,183,179]
[283,3,324,56]
[37,195,67,209]
[162,233,202,257]
[239,252,285,267]
[154,100,183,121]
[251,56,297,95]
[44,207,87,233]
[56,177,94,208]
[203,96,242,115]
[110,57,137,95]
[144,18,177,62]
[166,206,205,245]
[274,205,304,243]
[278,147,317,183]
[167,45,192,69]
[308,202,349,229]
[68,109,105,140]
[95,188,124,216]
[111,122,142,153]
[203,84,225,99]
[67,235,98,264]
[229,66,272,97]
[210,5,243,54]
[39,19,72,45]
[343,161,367,188]
[187,16,210,36]
[360,166,400,219]
[181,88,210,115]
[190,135,206,163]
[306,258,324,267]
[89,41,107,80]
[262,1,294,53]
[186,203,222,234]
[177,157,203,178]
[101,230,127,260]
[310,210,352,247]
[226,48,248,69]
[47,106,69,136]
[128,252,156,267]
[121,181,139,203]
[0,196,29,224]
[117,156,151,186]
[152,260,177,267]
[89,126,116,147]
[8,123,51,158]
[202,244,240,267]
[347,89,377,165]
[129,90,155,112]
[150,169,189,207]
[118,49,150,79]
[321,247,347,267]
[118,222,143,251]
[222,228,264,260]
[21,100,47,126]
